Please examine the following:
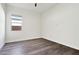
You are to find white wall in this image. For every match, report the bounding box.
[0,4,5,49]
[6,3,79,50]
[6,5,41,43]
[41,4,79,50]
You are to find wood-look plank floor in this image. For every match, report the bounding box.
[0,38,79,55]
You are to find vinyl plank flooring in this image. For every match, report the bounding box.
[0,38,79,55]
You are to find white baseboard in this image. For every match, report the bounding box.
[6,37,41,43]
[5,36,79,50]
[42,36,79,50]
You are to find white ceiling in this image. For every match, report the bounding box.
[7,3,56,13]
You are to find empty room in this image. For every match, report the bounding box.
[0,3,79,55]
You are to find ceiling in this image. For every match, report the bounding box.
[7,3,56,13]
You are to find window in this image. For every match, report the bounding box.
[11,15,22,31]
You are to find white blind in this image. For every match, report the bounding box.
[11,15,22,26]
